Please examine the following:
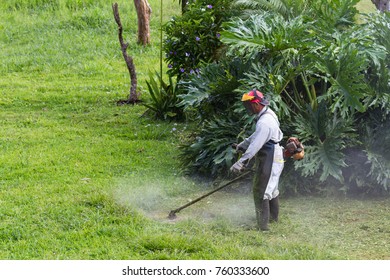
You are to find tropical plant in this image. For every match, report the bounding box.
[221,12,314,116]
[177,0,390,193]
[312,0,359,28]
[178,58,249,121]
[307,28,383,118]
[233,0,359,27]
[294,102,358,182]
[163,0,237,80]
[178,115,245,176]
[362,12,390,115]
[362,108,389,186]
[233,0,310,20]
[143,72,183,120]
[177,58,256,176]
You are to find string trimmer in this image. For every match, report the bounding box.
[168,170,253,220]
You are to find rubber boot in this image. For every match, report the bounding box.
[260,199,270,231]
[269,196,279,222]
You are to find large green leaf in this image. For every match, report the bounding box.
[294,103,357,182]
[233,0,311,20]
[310,31,380,117]
[221,12,310,59]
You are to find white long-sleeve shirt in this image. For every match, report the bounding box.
[238,107,283,164]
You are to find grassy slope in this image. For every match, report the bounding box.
[0,0,389,260]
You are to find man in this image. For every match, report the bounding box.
[230,89,284,231]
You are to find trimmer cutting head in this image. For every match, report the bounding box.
[168,210,177,220]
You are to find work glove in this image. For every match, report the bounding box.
[232,143,246,153]
[230,161,244,174]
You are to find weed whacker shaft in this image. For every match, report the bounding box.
[168,170,252,220]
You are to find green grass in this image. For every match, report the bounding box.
[0,0,389,260]
[356,0,377,13]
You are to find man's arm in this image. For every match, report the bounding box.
[238,124,272,165]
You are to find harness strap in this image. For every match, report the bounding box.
[258,108,280,145]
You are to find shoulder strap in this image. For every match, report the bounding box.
[257,107,269,119]
[260,107,279,123]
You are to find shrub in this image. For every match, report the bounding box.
[143,72,184,121]
[177,0,390,194]
[344,108,390,193]
[178,58,249,121]
[163,0,237,80]
[178,115,245,176]
[177,57,255,176]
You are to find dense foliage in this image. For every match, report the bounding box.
[143,72,184,120]
[169,0,389,194]
[163,0,238,80]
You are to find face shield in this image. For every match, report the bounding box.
[243,101,257,115]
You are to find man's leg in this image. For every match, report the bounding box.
[253,143,274,231]
[260,199,270,231]
[269,196,279,222]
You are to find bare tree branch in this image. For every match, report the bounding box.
[112,2,139,104]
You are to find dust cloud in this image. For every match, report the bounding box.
[112,175,256,226]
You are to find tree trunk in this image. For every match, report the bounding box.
[134,0,152,45]
[112,3,139,104]
[371,0,390,11]
[180,0,188,13]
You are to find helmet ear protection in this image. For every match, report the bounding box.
[253,88,260,100]
[251,89,262,104]
[252,89,269,106]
